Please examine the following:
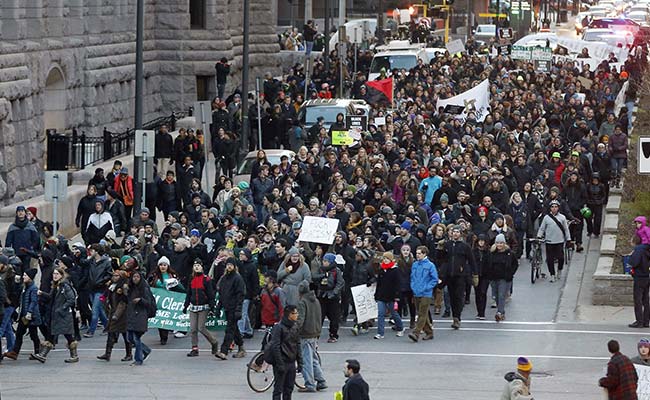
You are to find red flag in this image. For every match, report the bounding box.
[366,77,393,104]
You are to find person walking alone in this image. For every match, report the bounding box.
[183,259,219,357]
[628,234,650,328]
[599,339,638,400]
[215,257,246,360]
[342,359,370,400]
[408,246,438,342]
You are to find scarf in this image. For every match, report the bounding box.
[380,261,395,270]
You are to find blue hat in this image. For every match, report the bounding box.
[190,229,201,237]
[16,205,25,212]
[400,221,412,230]
[323,253,336,264]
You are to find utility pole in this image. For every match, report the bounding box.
[338,0,345,26]
[133,0,144,212]
[377,0,384,45]
[241,0,250,153]
[495,0,500,40]
[324,0,330,71]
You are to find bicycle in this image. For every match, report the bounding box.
[564,240,574,265]
[246,327,322,393]
[527,238,545,284]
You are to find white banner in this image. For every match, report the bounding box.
[446,39,465,55]
[635,364,650,400]
[436,79,491,122]
[615,80,630,116]
[351,284,378,324]
[297,216,340,244]
[556,37,629,62]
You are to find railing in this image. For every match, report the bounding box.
[46,112,185,170]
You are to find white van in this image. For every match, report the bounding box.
[368,40,428,81]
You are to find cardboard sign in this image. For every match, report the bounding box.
[374,117,386,126]
[346,115,368,131]
[635,364,650,399]
[148,288,226,331]
[446,39,465,55]
[535,60,551,73]
[332,130,354,146]
[297,216,340,244]
[531,47,552,61]
[351,284,379,324]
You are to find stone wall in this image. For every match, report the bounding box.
[0,0,280,206]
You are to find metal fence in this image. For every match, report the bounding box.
[46,112,185,170]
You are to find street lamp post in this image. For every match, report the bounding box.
[241,0,250,153]
[133,0,144,212]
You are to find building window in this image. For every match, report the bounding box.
[196,76,211,101]
[189,0,206,29]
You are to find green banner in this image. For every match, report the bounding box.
[148,288,227,331]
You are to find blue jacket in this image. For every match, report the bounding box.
[20,282,41,326]
[419,176,442,205]
[5,219,39,256]
[410,257,438,298]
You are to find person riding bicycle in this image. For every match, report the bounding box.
[537,200,570,283]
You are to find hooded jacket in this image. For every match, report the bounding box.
[635,216,650,245]
[5,217,39,257]
[296,289,322,339]
[500,372,533,400]
[217,270,245,314]
[86,201,114,245]
[484,245,517,281]
[269,314,302,368]
[312,262,344,300]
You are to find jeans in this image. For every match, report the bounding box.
[217,83,226,100]
[301,338,326,390]
[492,279,509,315]
[305,41,314,56]
[611,157,625,179]
[238,299,253,336]
[127,330,150,363]
[0,306,16,351]
[376,300,402,336]
[89,291,108,335]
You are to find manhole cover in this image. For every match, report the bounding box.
[530,371,554,378]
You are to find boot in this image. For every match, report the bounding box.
[121,342,133,362]
[33,341,53,363]
[4,351,18,360]
[65,341,79,363]
[233,346,246,359]
[97,340,114,361]
[451,318,460,330]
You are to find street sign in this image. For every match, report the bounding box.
[44,171,68,237]
[639,137,650,174]
[194,100,212,197]
[135,130,155,157]
[44,171,68,202]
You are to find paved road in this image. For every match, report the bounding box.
[1,240,645,400]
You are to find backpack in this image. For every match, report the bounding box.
[145,288,157,318]
[263,324,281,365]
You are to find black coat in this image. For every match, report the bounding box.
[270,315,302,367]
[484,248,517,281]
[374,266,401,302]
[217,271,245,314]
[44,281,76,336]
[238,260,260,300]
[155,132,174,159]
[342,373,370,400]
[126,279,154,333]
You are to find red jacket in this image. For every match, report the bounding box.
[114,175,134,206]
[599,352,638,400]
[260,286,284,326]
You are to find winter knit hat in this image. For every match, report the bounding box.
[495,234,506,244]
[25,268,38,280]
[27,207,37,217]
[517,357,532,372]
[158,256,171,265]
[323,253,336,264]
[225,257,238,266]
[288,247,300,256]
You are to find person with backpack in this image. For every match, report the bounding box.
[33,266,79,363]
[296,280,327,392]
[4,268,41,361]
[126,270,154,366]
[260,270,285,327]
[183,259,219,357]
[214,257,246,360]
[268,304,303,400]
[312,253,344,343]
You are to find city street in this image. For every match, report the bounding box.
[0,239,643,400]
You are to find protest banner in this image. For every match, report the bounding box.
[374,116,386,126]
[446,39,465,55]
[346,115,368,131]
[351,284,378,324]
[332,130,354,146]
[436,79,490,122]
[297,216,340,244]
[635,364,650,400]
[148,288,227,331]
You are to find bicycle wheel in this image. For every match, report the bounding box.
[294,351,322,389]
[247,351,274,393]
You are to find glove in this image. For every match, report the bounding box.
[25,312,32,321]
[235,311,243,320]
[472,274,479,288]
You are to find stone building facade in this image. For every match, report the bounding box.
[0,0,280,205]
